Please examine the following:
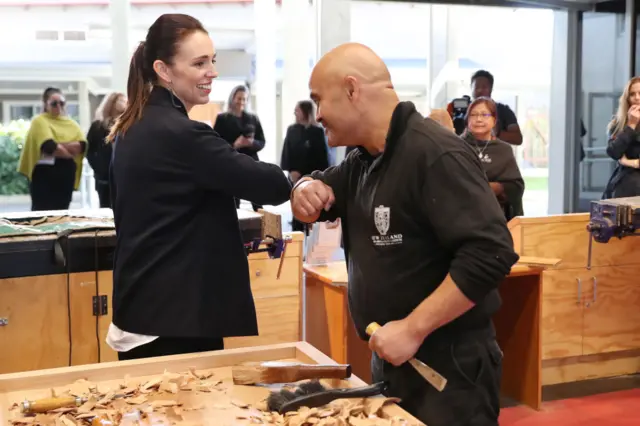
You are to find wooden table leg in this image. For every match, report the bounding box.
[304,277,348,364]
[494,274,542,410]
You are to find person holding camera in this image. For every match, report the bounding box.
[214,85,266,211]
[448,70,523,146]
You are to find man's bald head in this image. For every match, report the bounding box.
[309,43,399,150]
[311,42,392,87]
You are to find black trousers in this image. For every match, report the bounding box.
[30,159,76,211]
[371,325,502,426]
[95,182,111,209]
[117,337,224,361]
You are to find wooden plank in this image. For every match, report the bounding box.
[258,209,282,240]
[517,256,562,267]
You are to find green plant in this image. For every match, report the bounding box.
[0,120,30,195]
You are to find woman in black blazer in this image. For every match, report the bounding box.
[86,91,126,208]
[214,85,266,211]
[603,76,640,199]
[105,14,291,361]
[280,100,330,233]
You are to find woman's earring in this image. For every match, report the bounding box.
[168,81,182,109]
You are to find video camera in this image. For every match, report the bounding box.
[451,95,471,136]
[242,123,256,138]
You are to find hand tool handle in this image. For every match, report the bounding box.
[366,321,447,392]
[21,396,83,414]
[285,364,352,382]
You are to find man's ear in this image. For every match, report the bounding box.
[153,60,171,84]
[344,76,358,100]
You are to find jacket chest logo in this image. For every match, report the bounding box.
[372,205,402,247]
[374,205,390,236]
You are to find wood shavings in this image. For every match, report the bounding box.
[364,397,401,417]
[9,418,34,425]
[231,399,250,409]
[253,396,422,426]
[187,367,214,380]
[67,379,93,397]
[96,391,115,406]
[8,368,419,426]
[8,368,211,426]
[159,381,180,394]
[124,395,148,405]
[76,397,97,414]
[150,399,181,408]
[140,377,162,392]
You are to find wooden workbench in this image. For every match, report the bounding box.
[509,214,640,388]
[304,260,548,411]
[0,342,424,426]
[0,209,305,375]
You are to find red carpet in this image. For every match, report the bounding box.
[499,389,640,425]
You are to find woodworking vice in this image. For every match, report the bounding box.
[586,196,640,268]
[242,209,291,278]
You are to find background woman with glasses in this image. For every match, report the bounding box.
[18,87,87,211]
[461,97,525,220]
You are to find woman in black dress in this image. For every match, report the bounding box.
[213,85,266,211]
[86,91,126,208]
[280,100,330,233]
[603,76,640,199]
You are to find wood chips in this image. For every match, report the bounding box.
[8,368,222,426]
[245,396,419,426]
[8,370,421,426]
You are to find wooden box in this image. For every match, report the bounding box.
[0,342,423,425]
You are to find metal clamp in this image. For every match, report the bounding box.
[0,318,8,326]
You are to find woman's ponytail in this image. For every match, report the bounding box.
[107,42,150,143]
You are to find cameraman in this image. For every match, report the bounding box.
[448,70,523,146]
[214,85,266,211]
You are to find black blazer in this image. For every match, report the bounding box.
[280,124,330,176]
[109,86,291,338]
[86,120,113,186]
[213,111,265,161]
[603,125,640,198]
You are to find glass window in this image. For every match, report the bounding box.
[578,9,628,210]
[9,105,36,121]
[7,102,79,123]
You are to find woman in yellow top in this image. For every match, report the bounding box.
[18,87,87,211]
